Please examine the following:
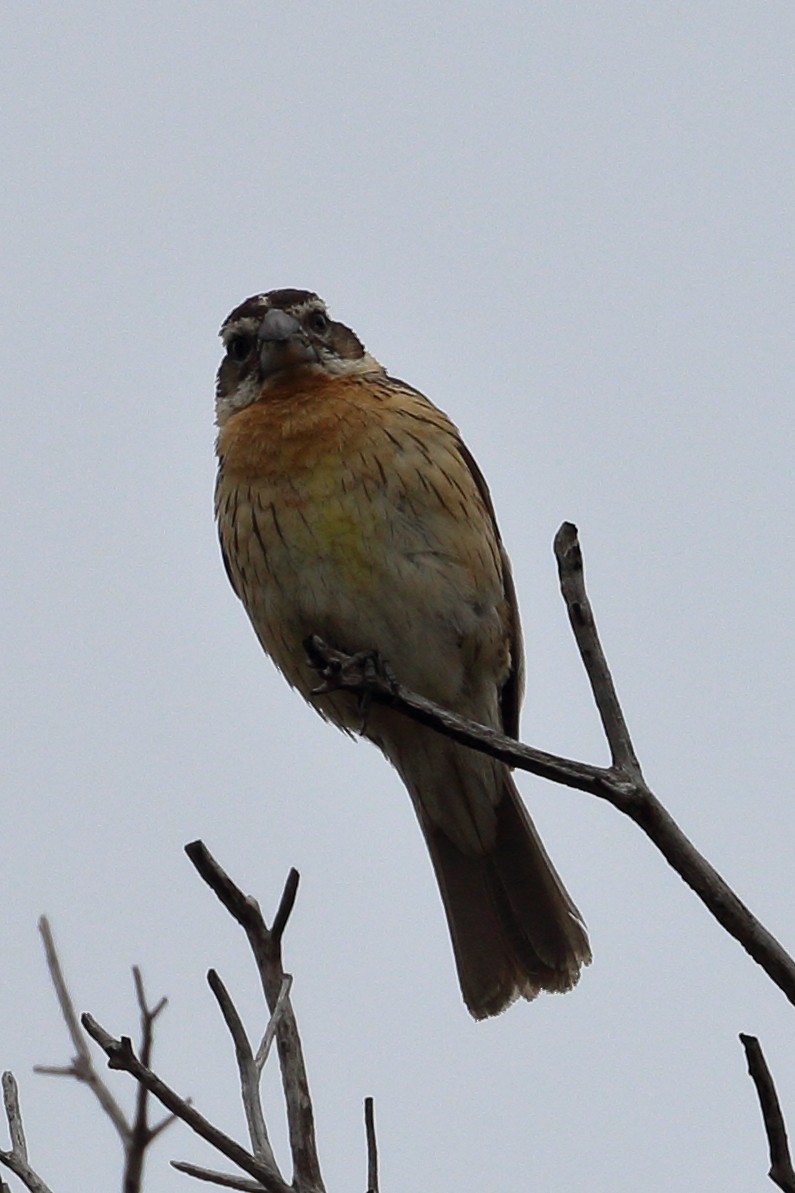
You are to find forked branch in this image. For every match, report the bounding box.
[33,918,175,1193]
[304,521,795,1008]
[185,843,324,1193]
[81,845,325,1193]
[34,916,129,1141]
[80,1017,284,1191]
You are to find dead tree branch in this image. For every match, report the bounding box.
[125,968,172,1193]
[304,521,795,1008]
[185,843,324,1193]
[254,976,293,1073]
[206,968,274,1167]
[0,1072,54,1193]
[740,1035,795,1193]
[81,1013,284,1192]
[34,918,175,1192]
[80,845,326,1193]
[364,1097,378,1193]
[34,916,129,1141]
[170,1160,265,1190]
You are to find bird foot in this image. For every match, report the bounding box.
[304,635,398,732]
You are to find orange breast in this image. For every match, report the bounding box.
[216,372,380,485]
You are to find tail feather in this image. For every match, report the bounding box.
[423,774,591,1018]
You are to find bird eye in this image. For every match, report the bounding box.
[227,334,254,362]
[307,310,330,334]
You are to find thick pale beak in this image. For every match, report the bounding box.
[258,309,317,378]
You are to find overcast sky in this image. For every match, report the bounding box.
[3,4,795,1190]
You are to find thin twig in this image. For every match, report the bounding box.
[35,916,130,1141]
[0,1073,55,1193]
[186,843,325,1193]
[35,922,173,1192]
[124,967,169,1193]
[171,1159,267,1190]
[37,918,89,1058]
[554,522,643,778]
[81,1014,290,1193]
[364,1097,378,1193]
[207,969,276,1171]
[271,870,300,944]
[740,1035,795,1192]
[255,976,293,1073]
[133,967,168,1026]
[149,1110,181,1141]
[302,522,795,1009]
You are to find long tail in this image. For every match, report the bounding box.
[421,773,591,1018]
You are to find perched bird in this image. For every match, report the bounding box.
[214,289,591,1017]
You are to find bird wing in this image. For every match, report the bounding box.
[451,440,525,739]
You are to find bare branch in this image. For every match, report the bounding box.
[304,633,604,790]
[35,916,130,1142]
[148,1110,181,1141]
[554,522,643,777]
[185,842,325,1193]
[271,869,300,945]
[171,1159,267,1189]
[81,1013,290,1193]
[125,966,170,1193]
[37,917,89,1062]
[133,966,168,1029]
[207,969,277,1171]
[302,523,795,1010]
[35,921,171,1192]
[70,854,326,1192]
[255,976,293,1073]
[740,1035,795,1192]
[3,1074,27,1162]
[0,1073,54,1193]
[364,1097,378,1193]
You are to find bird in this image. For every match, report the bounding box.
[214,288,591,1017]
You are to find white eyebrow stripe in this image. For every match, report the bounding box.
[220,316,262,342]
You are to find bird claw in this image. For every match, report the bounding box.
[304,636,397,732]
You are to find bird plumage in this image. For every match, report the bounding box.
[215,289,591,1016]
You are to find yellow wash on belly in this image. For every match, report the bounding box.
[293,467,382,594]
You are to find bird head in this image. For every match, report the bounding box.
[215,289,382,424]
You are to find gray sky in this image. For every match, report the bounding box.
[3,3,795,1190]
